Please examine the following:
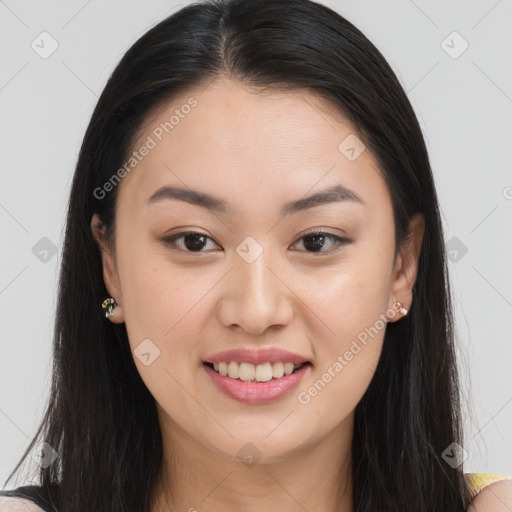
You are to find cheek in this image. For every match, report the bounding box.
[117,247,211,409]
[295,341,382,430]
[305,251,392,339]
[296,251,391,410]
[295,271,389,421]
[118,242,218,361]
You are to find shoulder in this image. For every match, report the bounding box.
[0,496,46,512]
[468,478,512,512]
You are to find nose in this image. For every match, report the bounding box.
[217,251,293,335]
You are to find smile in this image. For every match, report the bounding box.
[202,361,312,404]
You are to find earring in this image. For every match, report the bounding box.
[396,301,408,316]
[101,297,117,318]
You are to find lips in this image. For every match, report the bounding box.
[202,361,312,404]
[203,347,312,366]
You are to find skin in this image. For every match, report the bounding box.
[91,75,425,512]
[468,480,512,512]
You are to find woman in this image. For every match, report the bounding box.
[1,0,511,510]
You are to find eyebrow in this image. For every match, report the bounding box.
[146,184,365,216]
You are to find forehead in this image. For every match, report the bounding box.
[116,76,390,217]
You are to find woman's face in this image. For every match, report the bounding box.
[92,76,424,464]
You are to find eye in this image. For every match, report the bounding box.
[290,231,350,255]
[162,230,351,255]
[162,231,220,253]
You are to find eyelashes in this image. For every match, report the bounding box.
[161,230,352,256]
[291,232,350,254]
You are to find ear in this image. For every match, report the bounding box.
[91,213,125,324]
[387,212,425,322]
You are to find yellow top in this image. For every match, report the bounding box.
[465,473,512,501]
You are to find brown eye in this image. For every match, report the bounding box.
[162,231,220,253]
[161,230,351,255]
[291,232,351,255]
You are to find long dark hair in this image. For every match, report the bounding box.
[1,0,472,510]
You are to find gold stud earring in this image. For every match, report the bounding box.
[396,301,408,316]
[101,297,117,318]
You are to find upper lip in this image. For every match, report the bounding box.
[204,347,311,366]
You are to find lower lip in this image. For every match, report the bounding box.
[202,363,311,404]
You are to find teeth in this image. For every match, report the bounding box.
[219,362,228,376]
[272,362,284,379]
[209,361,305,382]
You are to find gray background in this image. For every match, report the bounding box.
[1,0,511,486]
